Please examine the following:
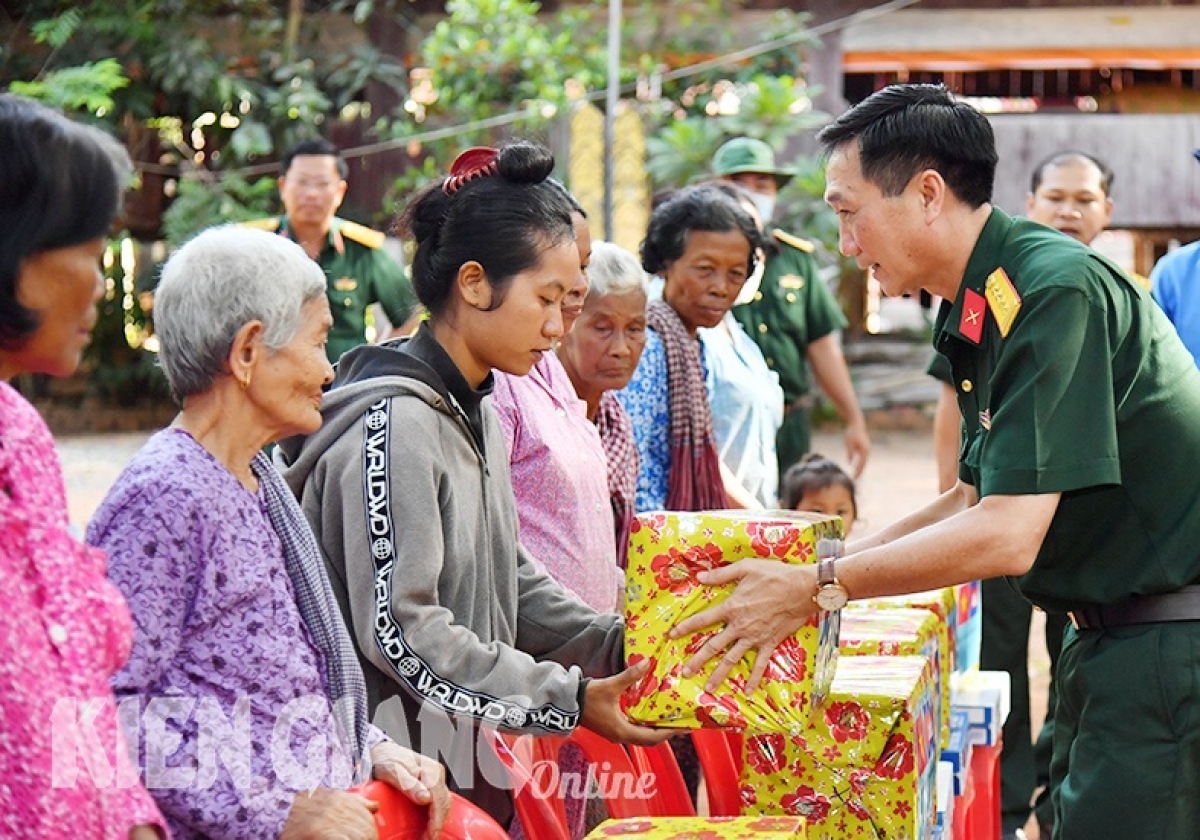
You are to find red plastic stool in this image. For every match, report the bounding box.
[966,741,1002,840]
[352,779,509,839]
[951,763,975,840]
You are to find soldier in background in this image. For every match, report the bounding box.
[245,139,417,362]
[712,137,870,480]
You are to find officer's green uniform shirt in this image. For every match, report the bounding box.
[733,229,846,403]
[245,216,417,363]
[935,208,1200,612]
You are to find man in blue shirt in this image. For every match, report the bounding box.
[1150,149,1200,367]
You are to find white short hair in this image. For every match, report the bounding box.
[154,225,326,401]
[586,240,647,298]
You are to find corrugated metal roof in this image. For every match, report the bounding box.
[844,7,1200,70]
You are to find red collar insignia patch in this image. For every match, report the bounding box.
[959,288,986,344]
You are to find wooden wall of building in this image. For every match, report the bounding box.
[990,112,1200,227]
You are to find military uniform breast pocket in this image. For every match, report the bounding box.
[333,276,359,308]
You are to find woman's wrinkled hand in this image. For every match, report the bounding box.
[370,741,451,840]
[279,787,379,840]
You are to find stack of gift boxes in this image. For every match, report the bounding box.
[602,510,1005,840]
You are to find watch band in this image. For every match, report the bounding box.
[817,556,836,586]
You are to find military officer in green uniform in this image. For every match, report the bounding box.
[929,150,1136,838]
[712,137,870,479]
[246,139,417,363]
[676,85,1200,840]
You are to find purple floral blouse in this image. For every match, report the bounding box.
[88,428,372,839]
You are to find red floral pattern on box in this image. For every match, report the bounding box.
[839,607,951,749]
[587,815,807,838]
[623,511,842,731]
[739,656,939,840]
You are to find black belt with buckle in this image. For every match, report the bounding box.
[1069,585,1200,630]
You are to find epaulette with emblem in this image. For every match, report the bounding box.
[339,220,386,250]
[239,217,282,232]
[772,229,815,253]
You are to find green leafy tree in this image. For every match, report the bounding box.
[3,0,411,404]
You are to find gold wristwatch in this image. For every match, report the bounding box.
[813,556,849,611]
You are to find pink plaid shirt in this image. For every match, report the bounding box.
[492,355,622,612]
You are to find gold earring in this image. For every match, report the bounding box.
[239,375,251,390]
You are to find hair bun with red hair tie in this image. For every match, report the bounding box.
[443,146,500,195]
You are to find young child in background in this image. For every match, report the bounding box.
[780,453,858,535]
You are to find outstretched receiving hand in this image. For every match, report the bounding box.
[581,660,674,746]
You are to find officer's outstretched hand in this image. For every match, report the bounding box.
[670,559,818,693]
[580,661,673,746]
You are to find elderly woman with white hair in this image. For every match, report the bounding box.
[555,240,649,565]
[86,226,449,840]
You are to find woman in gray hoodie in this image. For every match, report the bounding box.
[277,142,663,829]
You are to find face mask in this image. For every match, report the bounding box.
[735,249,766,306]
[747,191,776,224]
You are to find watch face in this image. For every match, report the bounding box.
[815,584,848,612]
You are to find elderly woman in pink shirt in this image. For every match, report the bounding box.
[490,194,624,613]
[0,95,166,839]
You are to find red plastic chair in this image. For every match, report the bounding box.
[487,727,697,839]
[352,779,510,840]
[689,730,744,818]
[626,739,696,817]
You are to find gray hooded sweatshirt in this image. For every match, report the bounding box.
[277,329,625,749]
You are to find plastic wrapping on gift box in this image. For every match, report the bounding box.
[739,656,940,840]
[839,608,951,750]
[622,510,842,731]
[854,588,962,672]
[586,816,807,838]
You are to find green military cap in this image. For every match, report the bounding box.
[712,137,796,187]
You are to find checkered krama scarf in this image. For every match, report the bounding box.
[254,452,372,784]
[646,298,730,512]
[595,390,638,568]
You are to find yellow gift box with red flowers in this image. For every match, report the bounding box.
[621,511,843,731]
[739,656,939,840]
[852,589,957,669]
[586,815,806,838]
[839,607,950,750]
[853,584,982,674]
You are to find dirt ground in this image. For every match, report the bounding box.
[56,425,1052,837]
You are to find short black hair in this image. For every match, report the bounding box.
[1029,150,1114,198]
[640,184,764,278]
[780,453,857,514]
[396,142,576,317]
[817,84,997,209]
[0,94,131,349]
[280,138,348,180]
